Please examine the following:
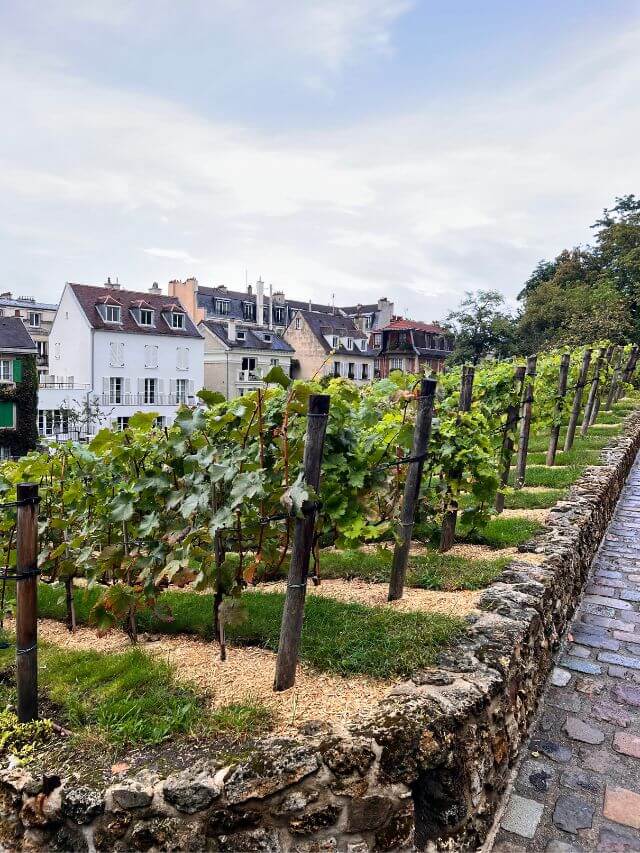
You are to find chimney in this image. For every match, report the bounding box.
[149,281,161,294]
[0,292,12,299]
[105,276,120,290]
[227,318,237,342]
[308,299,312,311]
[256,277,264,327]
[269,282,273,330]
[247,283,253,296]
[375,297,393,329]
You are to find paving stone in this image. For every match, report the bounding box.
[579,747,618,773]
[559,656,602,675]
[598,570,624,580]
[621,589,640,602]
[612,683,640,707]
[582,602,616,618]
[590,701,631,727]
[603,785,640,829]
[624,642,640,656]
[586,584,617,597]
[581,614,630,631]
[500,794,544,839]
[613,732,640,759]
[608,664,629,678]
[613,630,640,643]
[629,573,640,582]
[551,667,572,687]
[571,631,620,651]
[598,825,640,851]
[530,739,572,764]
[563,716,605,744]
[598,652,640,670]
[568,645,591,659]
[619,609,640,624]
[520,760,556,795]
[595,576,625,587]
[545,842,584,853]
[552,693,583,714]
[493,843,527,853]
[574,677,604,697]
[584,595,633,610]
[552,794,594,834]
[559,768,603,794]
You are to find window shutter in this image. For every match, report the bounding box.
[119,343,125,366]
[124,378,131,401]
[188,380,195,397]
[170,379,176,398]
[0,402,14,428]
[102,377,109,395]
[158,379,165,397]
[138,378,143,395]
[12,359,22,382]
[184,348,190,369]
[153,346,158,368]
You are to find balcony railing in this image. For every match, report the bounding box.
[237,369,263,382]
[99,394,196,407]
[39,379,90,389]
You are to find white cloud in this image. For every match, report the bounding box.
[144,248,202,263]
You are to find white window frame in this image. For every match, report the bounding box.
[236,330,246,341]
[270,358,279,366]
[144,377,157,405]
[116,416,129,431]
[361,363,369,380]
[54,342,61,360]
[28,311,41,328]
[390,357,404,371]
[273,306,286,325]
[295,317,301,330]
[332,336,339,349]
[0,360,12,383]
[346,338,353,350]
[109,377,123,404]
[214,299,230,316]
[175,378,188,404]
[171,311,185,329]
[104,305,122,323]
[139,308,154,327]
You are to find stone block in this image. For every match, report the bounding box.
[603,785,640,829]
[500,794,544,839]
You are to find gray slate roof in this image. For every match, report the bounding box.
[295,309,376,356]
[201,321,294,352]
[0,297,58,311]
[0,318,37,352]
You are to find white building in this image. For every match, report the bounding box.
[38,281,204,438]
[199,318,294,398]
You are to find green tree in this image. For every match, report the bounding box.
[446,290,515,364]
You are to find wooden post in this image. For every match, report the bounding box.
[546,353,571,467]
[514,355,537,489]
[388,378,437,601]
[495,365,526,513]
[604,347,623,411]
[439,366,474,552]
[581,348,605,435]
[589,344,615,425]
[616,345,639,401]
[564,348,592,451]
[16,483,38,722]
[274,395,330,692]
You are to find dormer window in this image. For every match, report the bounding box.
[105,305,121,323]
[295,317,301,330]
[346,338,353,350]
[332,336,339,349]
[263,333,272,343]
[140,308,154,326]
[242,302,256,321]
[214,298,230,315]
[236,330,246,341]
[171,311,185,329]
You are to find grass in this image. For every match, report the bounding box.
[526,430,620,454]
[501,488,567,509]
[526,448,601,466]
[460,516,544,548]
[508,464,584,489]
[35,584,464,679]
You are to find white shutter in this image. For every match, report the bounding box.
[188,380,195,398]
[169,379,176,402]
[158,379,165,398]
[119,343,125,366]
[153,346,158,368]
[124,378,131,402]
[109,342,115,366]
[176,347,181,370]
[102,377,109,400]
[9,360,14,382]
[144,345,150,368]
[137,378,143,398]
[184,347,190,370]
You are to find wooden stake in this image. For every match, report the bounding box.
[439,366,474,552]
[617,346,639,401]
[388,378,437,601]
[581,348,605,435]
[16,483,38,723]
[495,365,526,513]
[546,353,570,467]
[589,344,615,426]
[514,355,537,489]
[274,394,330,691]
[564,348,592,452]
[604,347,623,410]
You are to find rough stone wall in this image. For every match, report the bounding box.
[3,413,640,852]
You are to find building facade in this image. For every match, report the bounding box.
[199,319,294,398]
[0,318,38,458]
[0,292,58,376]
[283,309,376,382]
[371,319,454,377]
[38,281,204,439]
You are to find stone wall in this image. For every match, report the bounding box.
[3,413,640,852]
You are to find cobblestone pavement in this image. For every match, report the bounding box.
[492,457,640,853]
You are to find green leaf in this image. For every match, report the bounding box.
[263,365,291,389]
[197,389,226,406]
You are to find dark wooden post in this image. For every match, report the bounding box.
[581,348,605,435]
[274,395,330,692]
[618,346,639,401]
[16,483,38,722]
[564,348,592,452]
[495,365,526,513]
[604,347,623,410]
[439,366,474,552]
[388,378,437,601]
[546,353,570,467]
[589,344,615,426]
[514,355,537,489]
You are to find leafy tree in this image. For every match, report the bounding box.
[446,290,516,364]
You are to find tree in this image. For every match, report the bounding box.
[446,290,515,364]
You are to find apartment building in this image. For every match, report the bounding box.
[38,281,203,438]
[0,292,57,376]
[168,277,394,334]
[0,317,38,458]
[199,318,294,398]
[372,319,454,377]
[284,309,376,382]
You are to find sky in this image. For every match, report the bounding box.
[1,1,639,320]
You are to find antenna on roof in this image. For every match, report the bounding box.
[332,293,335,315]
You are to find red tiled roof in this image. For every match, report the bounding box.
[381,319,448,334]
[68,283,202,339]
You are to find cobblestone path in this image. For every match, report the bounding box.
[492,457,640,853]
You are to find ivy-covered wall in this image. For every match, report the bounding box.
[0,355,38,457]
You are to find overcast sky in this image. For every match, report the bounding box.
[1,1,638,319]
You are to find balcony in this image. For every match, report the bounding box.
[99,394,196,407]
[237,369,263,383]
[39,378,89,390]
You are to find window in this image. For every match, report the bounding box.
[144,378,157,404]
[38,409,69,437]
[332,336,339,349]
[346,338,353,350]
[105,305,121,323]
[270,358,279,366]
[154,416,165,428]
[263,333,272,343]
[333,361,341,377]
[374,334,382,348]
[363,315,372,330]
[390,357,404,371]
[361,363,369,380]
[171,312,185,329]
[144,344,158,369]
[28,312,41,327]
[273,306,286,325]
[243,302,256,321]
[36,340,48,360]
[109,377,123,404]
[236,331,246,341]
[176,346,189,370]
[241,357,256,373]
[0,402,15,429]
[0,360,12,382]
[0,447,10,460]
[348,362,355,379]
[117,417,129,431]
[214,299,229,315]
[175,378,188,403]
[140,308,154,326]
[295,317,301,330]
[109,341,125,367]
